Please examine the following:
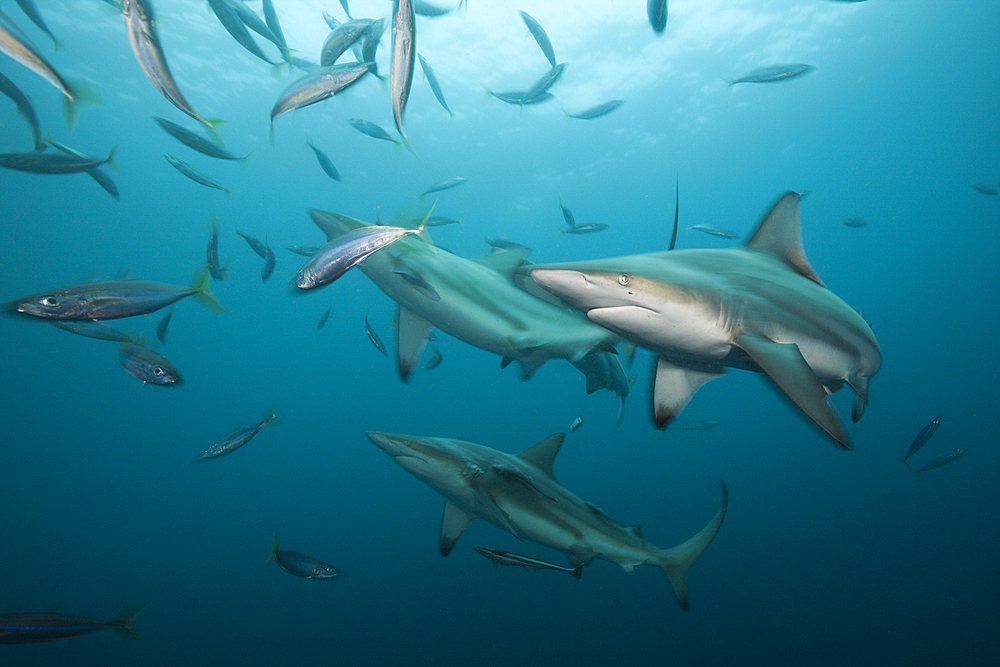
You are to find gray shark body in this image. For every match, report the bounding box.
[367,431,727,610]
[530,192,881,449]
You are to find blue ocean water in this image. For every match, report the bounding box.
[1,1,998,665]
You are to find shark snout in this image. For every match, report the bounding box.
[366,431,412,456]
[530,268,589,303]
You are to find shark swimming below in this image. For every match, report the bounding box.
[367,430,728,610]
[529,191,881,449]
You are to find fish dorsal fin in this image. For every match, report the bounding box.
[516,433,565,480]
[743,191,825,286]
[472,247,532,281]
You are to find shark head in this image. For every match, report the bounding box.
[367,431,485,500]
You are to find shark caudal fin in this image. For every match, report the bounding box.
[657,480,728,611]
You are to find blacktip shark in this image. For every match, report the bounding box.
[305,209,629,415]
[367,431,727,610]
[529,191,881,449]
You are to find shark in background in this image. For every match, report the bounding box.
[367,430,728,610]
[304,209,629,416]
[529,191,881,449]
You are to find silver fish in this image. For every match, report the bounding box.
[13,0,59,48]
[52,320,134,343]
[193,408,278,461]
[687,224,739,239]
[237,230,268,259]
[348,118,400,144]
[417,53,452,116]
[558,222,608,235]
[569,416,582,432]
[559,199,576,227]
[0,70,42,150]
[119,343,182,385]
[306,140,341,181]
[0,146,116,174]
[518,11,556,67]
[904,416,941,461]
[842,218,867,228]
[390,0,416,152]
[485,89,553,107]
[43,137,119,199]
[475,547,583,580]
[156,307,173,343]
[154,117,249,161]
[365,313,387,354]
[206,0,279,66]
[421,176,466,196]
[726,64,815,86]
[317,306,331,329]
[270,63,370,133]
[206,214,227,280]
[647,0,667,33]
[0,608,142,644]
[526,63,566,99]
[295,223,428,289]
[164,154,233,197]
[413,0,456,17]
[286,245,319,257]
[565,99,623,120]
[320,18,372,67]
[267,532,343,579]
[906,449,966,476]
[361,18,386,79]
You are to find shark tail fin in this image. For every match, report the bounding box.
[266,532,280,564]
[657,480,728,611]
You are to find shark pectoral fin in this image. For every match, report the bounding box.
[651,357,724,429]
[516,433,565,480]
[396,306,432,384]
[735,333,852,449]
[440,501,476,557]
[659,480,729,611]
[847,373,869,423]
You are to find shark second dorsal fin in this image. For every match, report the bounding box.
[516,433,565,480]
[472,247,532,281]
[440,501,476,557]
[742,191,825,286]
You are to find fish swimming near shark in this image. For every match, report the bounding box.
[367,431,727,610]
[530,191,881,449]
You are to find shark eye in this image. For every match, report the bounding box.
[42,296,59,307]
[618,273,630,286]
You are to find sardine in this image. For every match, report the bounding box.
[164,154,233,197]
[193,407,279,461]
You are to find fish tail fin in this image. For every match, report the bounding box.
[239,150,254,165]
[113,604,145,640]
[480,84,493,99]
[571,564,583,580]
[203,119,226,145]
[266,532,280,564]
[269,122,276,148]
[224,187,237,201]
[657,480,728,611]
[897,457,914,471]
[190,267,224,314]
[721,80,734,96]
[264,405,282,427]
[556,226,564,238]
[62,79,100,130]
[103,144,119,173]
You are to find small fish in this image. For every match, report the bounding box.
[647,0,667,33]
[348,118,400,144]
[558,223,608,235]
[286,245,319,257]
[421,176,466,196]
[360,18,386,79]
[687,224,739,239]
[206,215,227,280]
[0,607,142,644]
[122,0,220,137]
[910,449,966,474]
[119,342,182,385]
[270,63,370,134]
[485,237,530,251]
[413,0,456,17]
[317,306,331,329]
[224,0,283,52]
[154,117,248,161]
[338,0,352,20]
[564,99,623,120]
[193,407,279,461]
[9,269,222,320]
[365,314,387,355]
[52,320,134,343]
[267,532,343,579]
[0,70,42,150]
[164,154,233,197]
[43,137,119,199]
[485,88,553,107]
[559,199,576,228]
[13,0,59,49]
[390,0,416,152]
[156,307,173,343]
[417,53,452,116]
[206,0,279,66]
[423,345,442,369]
[842,218,867,228]
[261,243,276,282]
[972,183,998,195]
[0,146,117,174]
[569,416,582,432]
[295,223,428,289]
[725,64,815,86]
[306,140,341,181]
[903,416,941,461]
[526,63,566,99]
[474,547,583,580]
[260,0,290,63]
[519,11,556,68]
[422,216,461,227]
[237,230,268,259]
[320,18,372,67]
[670,421,719,431]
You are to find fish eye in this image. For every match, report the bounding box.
[42,296,59,307]
[618,273,630,286]
[152,367,165,376]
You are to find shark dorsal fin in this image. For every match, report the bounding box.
[516,433,565,480]
[472,247,532,281]
[742,191,825,287]
[309,209,368,241]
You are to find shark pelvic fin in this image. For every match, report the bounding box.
[659,480,729,611]
[515,433,565,480]
[847,373,869,423]
[651,357,724,429]
[734,333,852,449]
[474,488,524,540]
[743,191,825,286]
[396,306,432,384]
[472,247,532,281]
[440,501,476,557]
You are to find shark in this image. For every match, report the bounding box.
[367,430,728,610]
[529,191,881,449]
[305,209,629,411]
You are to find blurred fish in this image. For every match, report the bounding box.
[417,53,452,116]
[905,449,966,477]
[972,183,998,195]
[0,608,142,644]
[475,547,583,580]
[725,64,815,86]
[260,0,291,63]
[224,0,283,51]
[421,176,466,196]
[647,0,667,33]
[569,416,582,432]
[193,407,279,461]
[286,245,319,257]
[270,63,370,136]
[485,88,553,107]
[261,243,276,282]
[317,306,331,329]
[526,63,566,99]
[323,12,340,30]
[518,11,556,68]
[423,344,442,369]
[290,56,320,73]
[156,307,173,343]
[558,223,608,236]
[0,145,116,174]
[12,0,59,49]
[320,18,372,66]
[267,532,344,579]
[119,342,181,385]
[390,0,416,153]
[559,200,576,228]
[338,0,352,20]
[206,0,279,66]
[361,18,386,79]
[0,70,42,149]
[8,269,222,320]
[365,313,387,354]
[348,117,400,144]
[687,224,739,239]
[903,416,941,461]
[413,0,456,16]
[206,214,227,280]
[485,237,530,251]
[417,216,461,228]
[164,154,233,197]
[154,117,249,161]
[44,137,119,199]
[306,139,341,181]
[122,0,221,138]
[52,320,134,343]
[842,218,867,228]
[670,421,719,431]
[565,99,623,120]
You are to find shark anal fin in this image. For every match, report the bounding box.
[735,333,852,449]
[651,357,723,429]
[440,501,476,557]
[396,306,432,384]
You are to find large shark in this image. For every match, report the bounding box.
[366,430,728,610]
[305,209,629,411]
[529,191,881,449]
